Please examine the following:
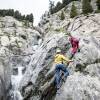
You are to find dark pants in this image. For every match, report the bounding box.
[55,64,69,89]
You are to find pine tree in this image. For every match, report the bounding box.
[62,0,70,7]
[25,15,30,21]
[22,15,25,20]
[7,9,14,16]
[54,1,62,13]
[2,10,6,17]
[82,0,93,14]
[96,0,100,10]
[0,10,2,16]
[29,13,34,23]
[60,11,65,20]
[0,9,34,23]
[70,2,78,18]
[14,10,21,20]
[49,0,55,14]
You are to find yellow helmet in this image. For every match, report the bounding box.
[56,49,61,53]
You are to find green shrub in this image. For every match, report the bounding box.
[70,2,78,18]
[96,0,100,10]
[55,27,64,32]
[82,0,93,14]
[60,11,65,20]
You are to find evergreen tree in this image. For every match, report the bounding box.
[25,14,34,23]
[0,10,5,17]
[2,10,6,17]
[82,0,93,14]
[70,2,78,18]
[29,13,34,23]
[47,12,50,18]
[0,9,34,23]
[14,10,21,20]
[62,0,70,7]
[54,1,62,13]
[25,15,30,21]
[49,0,55,14]
[60,11,65,20]
[7,9,14,16]
[21,15,25,20]
[10,9,14,16]
[96,0,100,10]
[0,10,2,16]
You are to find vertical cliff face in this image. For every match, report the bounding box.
[19,7,100,99]
[0,16,42,99]
[0,0,99,100]
[39,0,97,31]
[0,58,11,100]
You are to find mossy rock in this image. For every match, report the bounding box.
[54,27,65,33]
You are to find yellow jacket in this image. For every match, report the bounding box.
[54,54,69,64]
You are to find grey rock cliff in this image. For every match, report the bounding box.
[20,12,100,100]
[0,16,41,99]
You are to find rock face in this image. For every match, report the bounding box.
[0,16,41,99]
[39,0,97,29]
[55,35,100,100]
[0,16,41,56]
[0,58,11,100]
[19,32,68,100]
[55,73,100,100]
[20,11,100,100]
[0,1,98,100]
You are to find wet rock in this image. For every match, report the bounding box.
[0,16,42,99]
[20,10,100,100]
[0,58,11,100]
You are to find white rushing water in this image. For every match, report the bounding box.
[11,66,24,100]
[9,44,40,100]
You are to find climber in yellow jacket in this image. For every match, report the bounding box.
[54,49,73,90]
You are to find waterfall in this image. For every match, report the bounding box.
[10,66,24,100]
